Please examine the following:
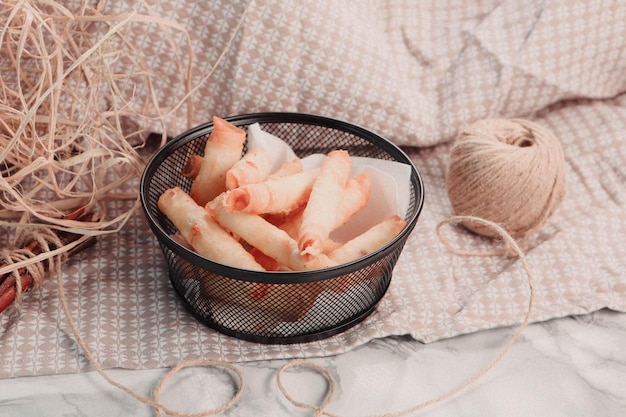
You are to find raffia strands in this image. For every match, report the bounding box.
[1,2,254,415]
[445,118,566,242]
[0,0,195,282]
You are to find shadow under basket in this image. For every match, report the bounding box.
[140,112,425,344]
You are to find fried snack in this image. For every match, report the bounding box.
[250,281,324,321]
[200,277,324,322]
[269,157,303,179]
[181,154,203,179]
[189,117,246,206]
[225,148,272,190]
[276,173,370,253]
[325,216,406,294]
[208,194,338,271]
[298,150,352,257]
[158,187,264,271]
[273,205,305,239]
[327,215,407,264]
[158,187,208,238]
[249,247,285,271]
[224,169,319,214]
[335,172,372,228]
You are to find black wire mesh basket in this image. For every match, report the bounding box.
[140,112,424,344]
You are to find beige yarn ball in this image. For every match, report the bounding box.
[446,118,566,239]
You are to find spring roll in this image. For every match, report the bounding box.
[201,277,324,322]
[335,172,372,228]
[224,169,319,214]
[249,247,287,271]
[189,117,246,206]
[274,205,305,239]
[158,187,208,238]
[298,150,352,257]
[253,281,324,321]
[181,155,203,179]
[268,157,303,179]
[327,215,406,264]
[208,194,337,271]
[158,187,264,271]
[276,173,369,246]
[225,148,272,190]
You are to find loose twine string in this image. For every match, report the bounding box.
[54,258,245,417]
[275,215,536,417]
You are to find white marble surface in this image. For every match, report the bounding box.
[1,309,625,417]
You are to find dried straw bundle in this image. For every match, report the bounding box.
[0,0,195,310]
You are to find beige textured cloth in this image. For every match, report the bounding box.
[1,0,625,377]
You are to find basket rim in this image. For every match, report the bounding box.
[139,112,425,284]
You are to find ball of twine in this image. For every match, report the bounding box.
[446,118,566,240]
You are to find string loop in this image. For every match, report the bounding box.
[152,359,245,417]
[276,360,338,417]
